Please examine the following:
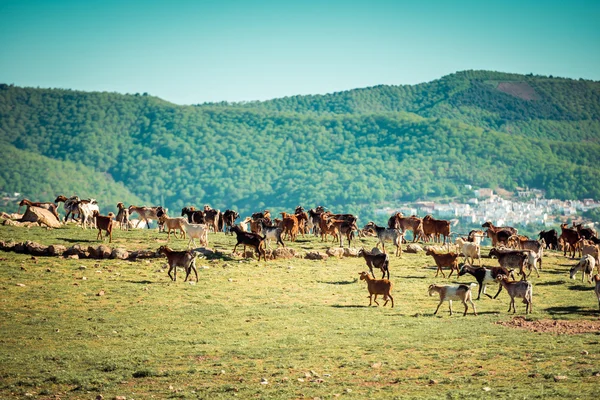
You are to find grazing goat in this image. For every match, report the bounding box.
[455,237,481,266]
[425,249,459,278]
[570,254,596,283]
[359,271,394,308]
[358,248,390,279]
[93,211,115,243]
[180,219,209,248]
[116,202,129,231]
[495,274,533,314]
[363,222,403,256]
[458,264,514,300]
[428,283,477,316]
[158,214,187,240]
[231,225,266,261]
[593,274,600,310]
[19,198,61,221]
[158,246,199,282]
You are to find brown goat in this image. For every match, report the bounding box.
[426,249,460,278]
[93,211,115,243]
[158,245,199,282]
[359,271,394,308]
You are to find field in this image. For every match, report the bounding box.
[0,223,599,399]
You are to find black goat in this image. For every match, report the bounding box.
[358,248,390,279]
[458,264,515,300]
[231,225,267,261]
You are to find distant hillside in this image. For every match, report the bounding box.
[1,71,599,221]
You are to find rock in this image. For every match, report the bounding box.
[128,249,159,260]
[305,252,329,260]
[343,247,359,257]
[193,247,216,257]
[273,247,297,259]
[79,266,87,270]
[65,245,89,258]
[111,248,129,260]
[406,243,424,253]
[371,362,382,369]
[553,375,568,382]
[326,247,344,258]
[113,396,127,400]
[13,242,26,253]
[25,241,49,256]
[428,379,438,385]
[581,350,589,355]
[20,206,61,228]
[97,290,105,296]
[260,377,269,385]
[483,387,491,392]
[67,254,79,260]
[16,283,26,287]
[88,245,112,259]
[0,241,16,252]
[96,395,104,400]
[48,244,67,256]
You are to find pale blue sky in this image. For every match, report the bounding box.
[1,0,598,104]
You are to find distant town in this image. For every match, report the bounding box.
[377,187,600,229]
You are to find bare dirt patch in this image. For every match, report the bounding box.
[496,82,540,100]
[497,316,600,334]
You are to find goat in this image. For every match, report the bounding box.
[488,248,530,280]
[425,249,459,278]
[388,212,424,242]
[467,230,485,245]
[54,195,80,222]
[358,271,393,308]
[358,248,390,279]
[116,202,129,231]
[495,274,533,314]
[280,212,299,242]
[363,222,403,256]
[93,211,115,243]
[181,206,205,224]
[230,225,266,261]
[157,245,199,282]
[582,243,600,265]
[129,205,163,229]
[222,209,239,234]
[259,220,285,248]
[180,219,209,248]
[18,198,61,221]
[422,215,451,244]
[593,274,600,310]
[539,229,559,250]
[428,283,477,316]
[455,237,481,266]
[560,223,581,259]
[573,223,597,240]
[482,221,517,247]
[158,214,187,241]
[77,199,99,229]
[457,264,514,300]
[570,254,596,283]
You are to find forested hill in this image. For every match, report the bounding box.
[1,70,599,221]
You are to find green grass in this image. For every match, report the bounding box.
[0,223,599,399]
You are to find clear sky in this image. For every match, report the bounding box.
[1,0,599,105]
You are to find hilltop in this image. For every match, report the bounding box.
[1,71,599,222]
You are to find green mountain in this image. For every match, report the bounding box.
[1,70,599,221]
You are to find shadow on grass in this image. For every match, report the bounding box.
[536,280,566,286]
[331,304,369,308]
[58,237,96,243]
[544,305,597,316]
[318,279,358,285]
[404,275,427,279]
[567,284,595,292]
[126,280,155,285]
[543,269,570,275]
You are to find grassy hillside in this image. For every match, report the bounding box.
[1,71,599,220]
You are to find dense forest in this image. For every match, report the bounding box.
[1,70,599,222]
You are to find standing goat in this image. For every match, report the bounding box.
[428,283,477,316]
[230,225,266,261]
[363,222,403,256]
[358,248,390,279]
[457,264,514,300]
[116,202,130,231]
[93,211,115,243]
[425,249,459,278]
[158,246,199,282]
[358,271,394,308]
[495,274,533,314]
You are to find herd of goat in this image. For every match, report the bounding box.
[9,196,600,315]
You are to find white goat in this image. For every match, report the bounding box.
[180,219,209,248]
[570,254,596,283]
[455,237,481,266]
[78,199,99,230]
[495,274,533,314]
[428,283,477,316]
